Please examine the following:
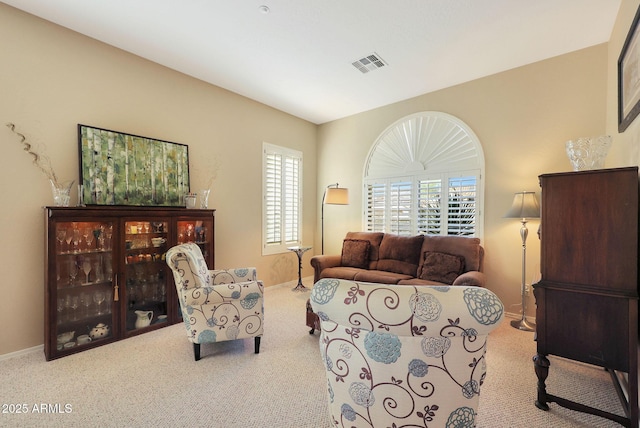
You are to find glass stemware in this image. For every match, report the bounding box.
[82,259,92,284]
[85,228,94,251]
[72,228,81,253]
[105,225,113,250]
[56,228,67,253]
[70,296,79,321]
[68,259,78,285]
[104,291,112,314]
[80,292,91,318]
[94,291,105,315]
[57,298,65,324]
[65,233,73,254]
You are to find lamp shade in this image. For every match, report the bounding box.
[324,187,349,205]
[504,191,540,219]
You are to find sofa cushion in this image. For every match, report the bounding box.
[420,235,481,272]
[320,267,363,281]
[376,234,424,275]
[353,270,412,284]
[344,232,385,269]
[418,251,465,284]
[341,239,371,269]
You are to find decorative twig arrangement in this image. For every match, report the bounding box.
[6,122,60,186]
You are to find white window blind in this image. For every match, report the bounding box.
[263,143,302,255]
[364,172,479,237]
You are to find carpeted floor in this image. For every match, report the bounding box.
[0,280,627,427]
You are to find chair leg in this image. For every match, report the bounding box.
[254,336,261,354]
[193,343,201,361]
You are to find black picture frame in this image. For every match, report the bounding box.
[618,4,640,132]
[78,124,190,206]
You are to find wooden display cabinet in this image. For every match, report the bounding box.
[533,167,638,427]
[44,206,214,360]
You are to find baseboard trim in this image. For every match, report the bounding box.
[0,344,43,361]
[505,311,536,325]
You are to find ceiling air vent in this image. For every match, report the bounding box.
[352,53,387,74]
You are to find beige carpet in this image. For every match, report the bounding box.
[0,281,627,427]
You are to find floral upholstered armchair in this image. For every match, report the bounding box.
[310,279,504,428]
[166,243,264,361]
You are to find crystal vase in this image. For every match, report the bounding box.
[50,180,75,207]
[200,189,211,209]
[565,136,612,171]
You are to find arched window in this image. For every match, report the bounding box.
[363,112,485,238]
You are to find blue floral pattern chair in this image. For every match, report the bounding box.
[166,243,264,361]
[310,279,504,427]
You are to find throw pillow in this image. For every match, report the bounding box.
[419,251,465,284]
[341,239,371,269]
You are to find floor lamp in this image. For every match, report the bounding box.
[322,183,349,254]
[504,191,540,332]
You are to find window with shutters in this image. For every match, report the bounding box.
[262,143,302,255]
[363,112,484,238]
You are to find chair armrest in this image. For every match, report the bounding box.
[209,267,257,284]
[181,280,264,306]
[452,271,486,287]
[310,255,342,282]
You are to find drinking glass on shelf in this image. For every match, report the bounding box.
[85,228,94,251]
[93,228,102,250]
[64,295,72,322]
[82,259,92,284]
[80,292,91,318]
[105,225,113,250]
[68,258,78,285]
[94,260,104,282]
[70,296,79,321]
[72,228,81,253]
[104,291,112,314]
[94,291,105,315]
[57,298,65,324]
[56,228,67,253]
[65,233,73,254]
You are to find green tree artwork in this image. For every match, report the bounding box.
[79,125,189,206]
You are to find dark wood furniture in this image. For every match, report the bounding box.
[533,167,639,427]
[44,206,214,360]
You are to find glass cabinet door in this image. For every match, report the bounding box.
[123,220,170,334]
[52,221,115,353]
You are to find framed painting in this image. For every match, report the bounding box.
[78,124,190,206]
[618,4,640,132]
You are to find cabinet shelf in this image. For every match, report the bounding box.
[45,206,215,360]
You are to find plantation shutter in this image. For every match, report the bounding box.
[447,175,477,236]
[283,156,300,242]
[390,181,412,235]
[417,178,442,235]
[264,152,282,245]
[365,183,386,232]
[263,143,302,254]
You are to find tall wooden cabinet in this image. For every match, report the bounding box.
[44,206,215,361]
[533,167,638,427]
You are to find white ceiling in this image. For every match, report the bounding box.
[4,0,621,124]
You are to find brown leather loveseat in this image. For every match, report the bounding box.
[310,231,485,287]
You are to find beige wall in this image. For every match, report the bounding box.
[0,4,317,355]
[317,45,610,319]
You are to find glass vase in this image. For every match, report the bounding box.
[50,180,75,207]
[200,189,211,209]
[565,136,612,171]
[185,193,197,209]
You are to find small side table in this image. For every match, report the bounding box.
[288,246,312,291]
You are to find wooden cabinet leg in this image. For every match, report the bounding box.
[533,353,550,411]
